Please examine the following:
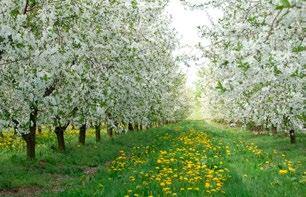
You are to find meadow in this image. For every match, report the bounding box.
[0,121,305,197]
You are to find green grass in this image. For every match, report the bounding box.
[0,121,305,197]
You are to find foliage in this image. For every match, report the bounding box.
[0,0,190,135]
[184,0,305,132]
[0,0,191,160]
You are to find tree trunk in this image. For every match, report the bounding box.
[106,113,113,138]
[95,123,101,142]
[107,125,113,138]
[13,129,18,136]
[128,123,134,131]
[271,126,277,135]
[22,106,38,160]
[134,123,138,131]
[289,129,296,144]
[12,119,18,137]
[114,121,119,134]
[79,124,86,145]
[47,125,52,132]
[140,124,143,131]
[55,127,66,152]
[38,126,42,134]
[23,132,36,159]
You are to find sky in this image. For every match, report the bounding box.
[166,0,222,88]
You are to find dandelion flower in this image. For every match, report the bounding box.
[279,169,288,175]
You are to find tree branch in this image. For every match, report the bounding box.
[23,0,29,14]
[264,10,282,42]
[43,80,58,97]
[43,59,76,97]
[0,57,30,66]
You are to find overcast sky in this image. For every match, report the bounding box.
[166,0,222,88]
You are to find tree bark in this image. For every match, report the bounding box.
[22,105,37,160]
[95,123,101,142]
[107,124,113,138]
[38,126,42,134]
[271,126,277,135]
[128,123,134,131]
[13,129,18,136]
[134,123,138,131]
[54,122,69,152]
[114,121,119,134]
[47,125,52,132]
[12,119,19,137]
[289,129,296,144]
[79,124,86,145]
[55,127,65,152]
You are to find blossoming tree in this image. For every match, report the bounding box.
[0,0,190,159]
[184,0,305,142]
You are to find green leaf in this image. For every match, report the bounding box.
[276,0,291,9]
[275,5,284,10]
[292,45,305,53]
[237,60,250,72]
[281,0,291,7]
[10,8,19,17]
[273,65,282,75]
[216,81,226,93]
[131,0,138,9]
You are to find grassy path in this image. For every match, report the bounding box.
[0,121,305,196]
[65,122,230,197]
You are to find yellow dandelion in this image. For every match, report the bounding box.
[205,182,211,188]
[288,167,295,173]
[279,169,288,175]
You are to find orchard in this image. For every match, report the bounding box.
[0,0,304,196]
[0,0,191,159]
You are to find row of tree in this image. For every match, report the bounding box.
[184,0,304,142]
[0,0,191,159]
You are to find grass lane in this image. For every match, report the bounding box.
[0,121,305,196]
